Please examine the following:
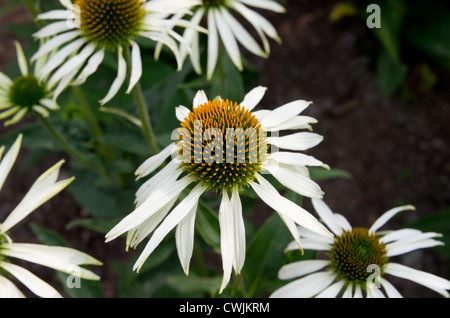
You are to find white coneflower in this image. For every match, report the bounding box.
[271,198,450,298]
[32,0,204,105]
[0,134,102,298]
[105,86,333,293]
[0,42,61,126]
[175,0,285,79]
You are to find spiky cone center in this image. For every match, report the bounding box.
[74,0,145,50]
[329,227,388,289]
[177,99,268,192]
[9,75,46,108]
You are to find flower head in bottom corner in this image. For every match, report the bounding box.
[0,134,102,298]
[105,86,334,293]
[271,198,450,298]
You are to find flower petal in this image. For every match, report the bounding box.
[270,271,335,298]
[126,41,143,94]
[100,46,127,105]
[311,198,346,236]
[133,184,206,272]
[369,205,415,234]
[278,259,329,280]
[240,86,266,111]
[0,134,22,193]
[175,199,198,275]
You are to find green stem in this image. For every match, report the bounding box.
[122,47,160,155]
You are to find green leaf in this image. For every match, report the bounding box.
[370,0,407,64]
[69,167,136,218]
[196,199,221,251]
[209,51,245,102]
[243,213,294,297]
[166,273,222,296]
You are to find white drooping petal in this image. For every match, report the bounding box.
[127,197,178,250]
[175,106,191,122]
[193,90,208,108]
[0,134,21,193]
[31,31,80,62]
[175,199,198,275]
[218,192,233,294]
[369,205,415,234]
[14,42,28,76]
[39,99,60,111]
[380,278,402,298]
[311,198,346,236]
[219,7,266,58]
[380,228,423,244]
[384,262,450,297]
[2,243,101,280]
[236,0,286,13]
[386,237,444,257]
[366,285,386,298]
[278,213,303,253]
[270,271,335,298]
[0,71,12,89]
[47,43,96,88]
[105,175,192,242]
[230,188,245,274]
[37,37,87,79]
[0,275,25,298]
[133,184,206,272]
[240,86,267,111]
[264,162,324,199]
[278,259,329,280]
[267,152,328,172]
[259,100,312,129]
[267,132,323,151]
[249,173,333,239]
[126,41,143,94]
[37,9,72,20]
[134,161,182,207]
[135,143,176,179]
[342,283,353,298]
[33,21,72,39]
[285,238,331,252]
[0,261,61,298]
[213,9,242,71]
[206,9,219,80]
[0,160,73,234]
[266,115,317,132]
[72,48,105,86]
[100,46,127,105]
[315,280,345,298]
[353,285,363,298]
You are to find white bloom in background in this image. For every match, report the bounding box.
[106,86,333,293]
[0,42,61,126]
[0,134,102,298]
[176,0,285,79]
[271,198,450,298]
[32,0,204,105]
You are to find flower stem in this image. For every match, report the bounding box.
[122,47,160,155]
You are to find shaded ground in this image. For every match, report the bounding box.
[0,0,449,298]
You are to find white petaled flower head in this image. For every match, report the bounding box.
[0,134,102,298]
[178,0,285,79]
[0,42,61,127]
[105,86,333,293]
[271,198,450,298]
[32,0,204,105]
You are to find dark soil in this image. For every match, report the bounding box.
[0,0,449,298]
